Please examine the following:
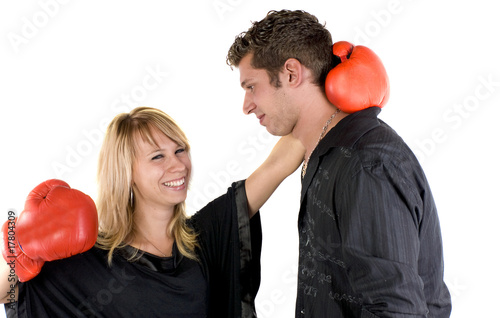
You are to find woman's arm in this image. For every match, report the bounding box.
[245,134,305,217]
[0,259,18,304]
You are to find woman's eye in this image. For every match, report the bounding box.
[175,148,185,155]
[152,154,163,160]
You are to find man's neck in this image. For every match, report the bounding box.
[293,98,348,160]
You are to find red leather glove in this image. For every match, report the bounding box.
[1,179,98,282]
[325,41,390,113]
[1,218,44,282]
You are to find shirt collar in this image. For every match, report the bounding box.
[318,106,382,152]
[300,106,382,203]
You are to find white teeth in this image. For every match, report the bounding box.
[164,178,185,187]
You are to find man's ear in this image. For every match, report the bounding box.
[283,58,303,88]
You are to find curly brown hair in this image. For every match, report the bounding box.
[226,10,337,88]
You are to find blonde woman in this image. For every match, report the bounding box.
[0,107,304,317]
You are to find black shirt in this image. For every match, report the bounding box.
[297,107,451,317]
[8,180,261,318]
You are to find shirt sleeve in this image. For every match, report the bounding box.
[190,180,262,318]
[337,162,429,317]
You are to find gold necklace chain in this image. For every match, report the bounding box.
[140,232,169,257]
[301,108,340,178]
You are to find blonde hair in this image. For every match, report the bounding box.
[96,107,198,264]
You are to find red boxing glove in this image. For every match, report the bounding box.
[325,41,390,113]
[1,179,98,282]
[1,218,44,282]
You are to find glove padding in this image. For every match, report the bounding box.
[325,41,390,113]
[1,179,98,282]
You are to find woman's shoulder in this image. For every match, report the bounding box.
[38,246,109,276]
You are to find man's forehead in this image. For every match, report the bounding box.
[239,54,264,87]
[238,55,253,78]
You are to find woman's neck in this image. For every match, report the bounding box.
[129,204,175,257]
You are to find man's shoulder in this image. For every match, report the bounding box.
[320,123,418,180]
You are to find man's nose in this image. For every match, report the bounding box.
[242,92,255,115]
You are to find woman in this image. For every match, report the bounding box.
[0,107,304,317]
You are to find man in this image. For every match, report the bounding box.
[227,9,451,318]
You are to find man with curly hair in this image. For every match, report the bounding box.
[227,9,451,318]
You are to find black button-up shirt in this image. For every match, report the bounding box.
[297,107,451,317]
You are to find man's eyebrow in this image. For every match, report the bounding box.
[241,77,255,88]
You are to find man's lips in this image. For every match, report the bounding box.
[257,114,265,125]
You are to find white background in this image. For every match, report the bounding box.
[1,0,499,317]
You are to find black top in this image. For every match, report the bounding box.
[7,180,262,318]
[297,107,451,317]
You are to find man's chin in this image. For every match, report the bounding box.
[266,126,291,137]
[265,126,280,136]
